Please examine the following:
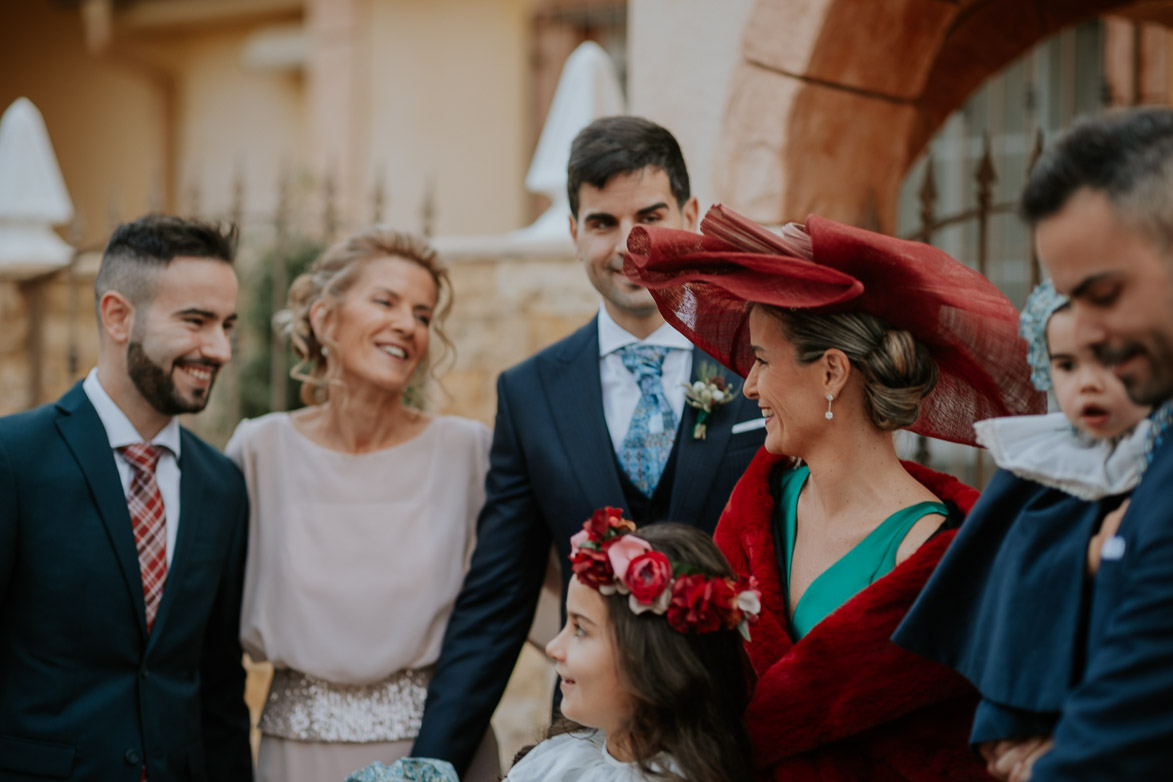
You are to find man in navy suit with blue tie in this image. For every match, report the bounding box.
[411,116,766,777]
[982,109,1173,780]
[0,215,252,781]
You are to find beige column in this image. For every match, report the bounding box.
[1104,16,1171,107]
[306,0,371,232]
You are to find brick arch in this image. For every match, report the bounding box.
[715,0,1134,231]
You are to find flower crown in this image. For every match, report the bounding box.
[569,508,761,640]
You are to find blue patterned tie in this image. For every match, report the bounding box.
[618,345,678,496]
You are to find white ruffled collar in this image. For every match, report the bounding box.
[504,729,680,781]
[974,412,1150,500]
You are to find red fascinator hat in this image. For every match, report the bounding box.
[624,205,1045,446]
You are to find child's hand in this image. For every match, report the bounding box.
[1087,499,1130,577]
[979,736,1054,782]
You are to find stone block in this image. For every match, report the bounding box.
[785,78,919,230]
[446,263,502,319]
[447,315,530,371]
[0,365,28,415]
[491,258,598,316]
[715,61,800,221]
[744,0,955,101]
[717,61,916,230]
[438,368,496,425]
[0,285,29,354]
[741,0,832,83]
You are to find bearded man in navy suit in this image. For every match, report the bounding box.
[980,109,1173,781]
[0,215,252,781]
[411,116,766,778]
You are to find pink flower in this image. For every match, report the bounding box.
[607,535,652,584]
[569,528,591,550]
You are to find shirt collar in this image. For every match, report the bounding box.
[596,306,694,358]
[82,368,182,457]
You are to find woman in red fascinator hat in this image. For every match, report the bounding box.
[624,206,1044,782]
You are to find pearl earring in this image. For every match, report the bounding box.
[321,345,330,357]
[824,393,834,421]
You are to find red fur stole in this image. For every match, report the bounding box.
[716,449,991,781]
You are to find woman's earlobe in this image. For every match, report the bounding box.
[308,300,328,344]
[823,349,851,395]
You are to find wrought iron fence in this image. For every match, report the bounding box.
[901,129,1047,487]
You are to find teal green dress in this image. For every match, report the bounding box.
[776,464,948,639]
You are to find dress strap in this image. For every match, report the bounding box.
[774,463,947,640]
[869,501,950,577]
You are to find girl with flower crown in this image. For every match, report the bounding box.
[500,512,757,782]
[894,281,1151,781]
[624,206,1046,781]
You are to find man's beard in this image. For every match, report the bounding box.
[1095,335,1173,406]
[127,341,219,416]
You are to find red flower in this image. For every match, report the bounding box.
[585,506,627,539]
[624,551,672,604]
[667,574,738,633]
[570,546,613,590]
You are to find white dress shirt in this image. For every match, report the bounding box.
[83,368,182,567]
[597,307,694,454]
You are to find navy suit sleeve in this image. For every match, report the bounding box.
[1031,505,1173,779]
[0,434,14,608]
[411,371,552,775]
[199,475,253,781]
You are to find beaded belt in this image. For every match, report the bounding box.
[259,666,435,743]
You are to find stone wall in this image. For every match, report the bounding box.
[439,247,602,425]
[0,259,101,418]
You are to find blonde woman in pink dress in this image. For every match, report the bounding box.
[226,228,499,782]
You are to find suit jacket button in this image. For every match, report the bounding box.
[140,667,150,679]
[124,749,141,765]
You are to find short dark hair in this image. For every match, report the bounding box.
[567,116,691,218]
[1021,108,1173,247]
[94,214,238,313]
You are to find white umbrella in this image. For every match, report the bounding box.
[0,97,75,280]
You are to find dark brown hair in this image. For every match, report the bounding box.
[1020,107,1173,249]
[567,116,691,219]
[523,523,754,782]
[95,213,237,315]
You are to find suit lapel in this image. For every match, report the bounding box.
[54,383,148,641]
[669,348,740,520]
[148,428,202,645]
[537,321,629,515]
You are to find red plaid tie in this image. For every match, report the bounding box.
[120,443,168,633]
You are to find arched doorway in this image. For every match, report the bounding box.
[713,0,1144,231]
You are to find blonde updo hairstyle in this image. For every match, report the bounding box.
[279,226,454,408]
[758,305,938,431]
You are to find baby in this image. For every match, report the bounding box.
[893,281,1150,782]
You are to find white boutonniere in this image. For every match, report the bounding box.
[682,362,739,440]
